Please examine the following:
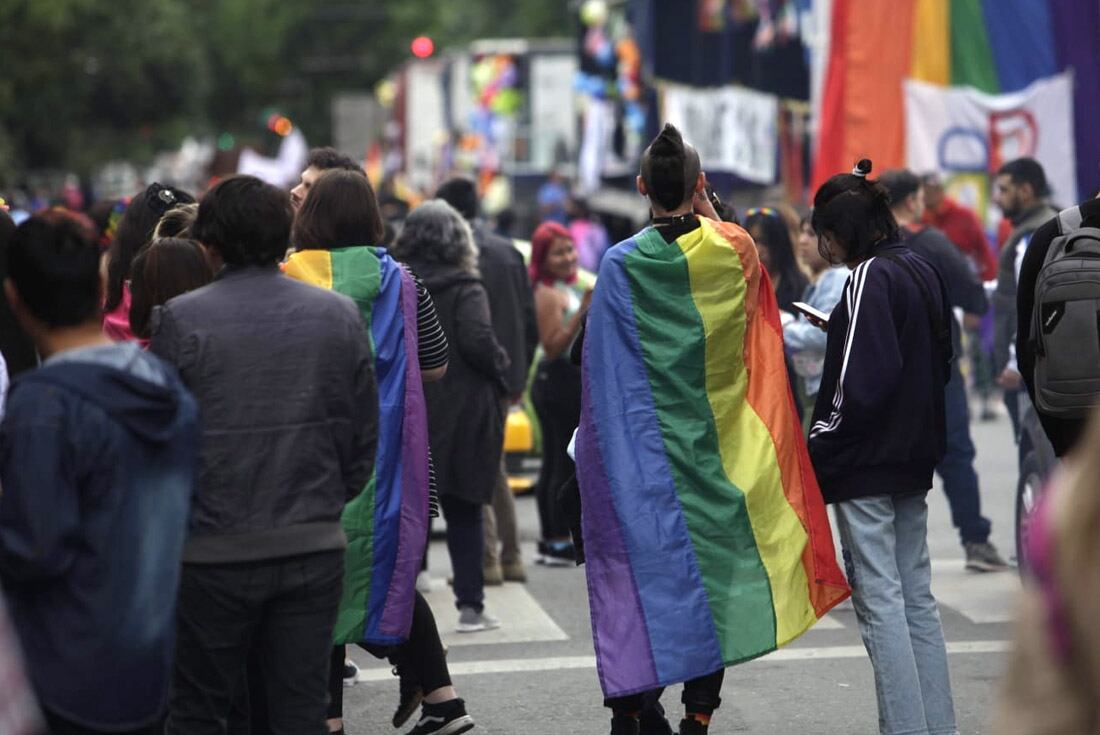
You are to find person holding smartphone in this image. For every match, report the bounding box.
[808,160,958,735]
[785,217,849,401]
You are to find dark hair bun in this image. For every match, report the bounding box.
[852,159,873,178]
[649,123,685,157]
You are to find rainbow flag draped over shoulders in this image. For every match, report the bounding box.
[285,246,429,646]
[576,218,849,698]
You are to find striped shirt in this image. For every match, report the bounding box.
[412,274,446,518]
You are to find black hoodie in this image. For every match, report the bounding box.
[808,244,952,503]
[0,342,199,730]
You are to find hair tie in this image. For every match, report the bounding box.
[852,159,873,178]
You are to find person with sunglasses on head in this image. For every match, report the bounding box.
[102,183,194,342]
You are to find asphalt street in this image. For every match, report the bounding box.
[342,409,1024,735]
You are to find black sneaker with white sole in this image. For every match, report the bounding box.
[405,698,475,735]
[391,663,423,727]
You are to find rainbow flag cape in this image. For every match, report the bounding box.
[576,218,849,697]
[285,247,429,646]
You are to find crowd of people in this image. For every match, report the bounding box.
[0,119,1098,735]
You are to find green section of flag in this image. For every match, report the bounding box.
[950,0,1000,93]
[625,227,777,661]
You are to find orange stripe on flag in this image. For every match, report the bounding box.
[843,0,915,175]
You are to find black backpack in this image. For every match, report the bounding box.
[1031,206,1100,419]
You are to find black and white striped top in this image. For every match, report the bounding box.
[412,274,446,518]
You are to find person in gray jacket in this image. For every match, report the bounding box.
[991,158,1058,438]
[153,175,378,735]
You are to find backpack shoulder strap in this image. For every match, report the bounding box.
[1057,206,1083,235]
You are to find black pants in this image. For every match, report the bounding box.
[327,591,452,718]
[44,709,158,735]
[605,669,725,718]
[531,358,581,541]
[440,494,485,612]
[166,551,344,735]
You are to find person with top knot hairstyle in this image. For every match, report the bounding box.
[574,124,849,735]
[808,160,959,735]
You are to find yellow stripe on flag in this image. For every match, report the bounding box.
[911,0,950,84]
[284,249,334,290]
[680,220,816,645]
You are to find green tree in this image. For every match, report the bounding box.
[0,0,574,179]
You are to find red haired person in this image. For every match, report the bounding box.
[529,221,591,566]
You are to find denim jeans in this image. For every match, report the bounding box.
[835,494,958,735]
[936,368,991,545]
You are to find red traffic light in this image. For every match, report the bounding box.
[411,36,435,59]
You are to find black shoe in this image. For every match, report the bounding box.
[343,659,359,687]
[639,701,673,735]
[392,664,424,728]
[405,699,475,735]
[610,714,640,735]
[678,718,708,735]
[542,541,576,567]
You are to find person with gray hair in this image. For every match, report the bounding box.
[391,200,510,634]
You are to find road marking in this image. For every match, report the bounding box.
[423,582,569,648]
[930,559,1020,624]
[355,640,1010,682]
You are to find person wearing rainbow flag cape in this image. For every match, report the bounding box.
[575,124,850,735]
[285,169,475,735]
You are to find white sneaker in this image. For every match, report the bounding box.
[343,659,359,687]
[456,607,500,633]
[416,570,434,594]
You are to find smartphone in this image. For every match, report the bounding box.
[792,301,830,324]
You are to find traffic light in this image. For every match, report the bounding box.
[411,36,435,59]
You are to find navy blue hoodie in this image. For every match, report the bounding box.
[808,243,951,503]
[0,343,199,730]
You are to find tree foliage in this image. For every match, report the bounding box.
[0,0,574,179]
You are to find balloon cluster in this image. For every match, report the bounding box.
[472,55,522,116]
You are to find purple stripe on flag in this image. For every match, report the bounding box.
[576,374,658,697]
[379,263,430,637]
[1050,0,1100,201]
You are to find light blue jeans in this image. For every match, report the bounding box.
[835,493,959,735]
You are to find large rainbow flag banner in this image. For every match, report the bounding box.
[812,0,1100,201]
[576,218,850,697]
[285,247,430,646]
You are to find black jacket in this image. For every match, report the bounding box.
[151,266,378,563]
[808,243,951,503]
[412,261,509,505]
[1017,198,1100,456]
[474,223,538,396]
[904,224,989,368]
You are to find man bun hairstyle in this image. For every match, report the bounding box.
[640,123,701,212]
[811,158,899,264]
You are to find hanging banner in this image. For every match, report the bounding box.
[905,72,1078,210]
[662,83,779,184]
